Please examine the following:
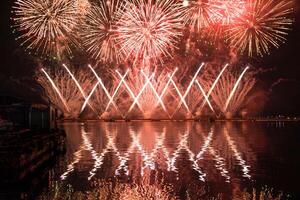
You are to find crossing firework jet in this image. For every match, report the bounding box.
[12,0,80,57]
[116,0,184,66]
[81,0,123,63]
[119,68,171,118]
[37,66,95,118]
[202,65,256,117]
[226,0,294,57]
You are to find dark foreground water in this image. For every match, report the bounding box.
[13,121,300,199]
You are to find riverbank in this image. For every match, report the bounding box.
[0,128,66,199]
[57,118,300,123]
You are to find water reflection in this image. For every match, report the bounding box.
[60,122,254,185]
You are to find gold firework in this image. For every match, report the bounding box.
[81,0,122,64]
[116,0,184,66]
[13,0,79,57]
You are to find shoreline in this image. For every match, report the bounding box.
[56,118,300,123]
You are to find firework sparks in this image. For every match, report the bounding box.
[38,62,260,119]
[212,0,246,25]
[226,0,294,57]
[88,65,123,117]
[224,66,249,112]
[127,72,155,116]
[183,0,246,32]
[171,63,205,117]
[105,70,129,111]
[203,65,256,117]
[116,0,184,65]
[13,0,79,57]
[195,80,215,113]
[40,68,70,112]
[37,66,95,118]
[81,0,122,63]
[199,63,228,111]
[182,0,217,31]
[63,64,97,113]
[75,0,91,16]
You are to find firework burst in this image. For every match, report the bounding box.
[183,0,246,32]
[13,0,80,57]
[75,0,91,16]
[81,0,122,63]
[116,0,184,66]
[182,0,218,31]
[225,0,294,57]
[213,0,246,25]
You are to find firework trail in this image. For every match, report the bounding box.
[268,78,292,93]
[88,65,123,117]
[226,0,294,57]
[40,68,70,112]
[13,0,80,57]
[38,62,262,119]
[224,66,249,111]
[37,66,95,118]
[81,0,123,63]
[204,65,256,117]
[171,63,205,117]
[124,68,171,118]
[63,64,97,114]
[116,0,184,66]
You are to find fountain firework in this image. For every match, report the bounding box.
[200,64,257,118]
[37,66,96,118]
[37,62,257,119]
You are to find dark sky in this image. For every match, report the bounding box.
[1,1,300,115]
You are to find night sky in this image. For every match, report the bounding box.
[1,0,300,116]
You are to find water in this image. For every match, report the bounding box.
[49,121,300,199]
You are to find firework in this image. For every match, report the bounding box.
[183,0,246,32]
[75,0,91,16]
[212,0,246,25]
[13,0,79,57]
[88,65,123,117]
[124,68,171,118]
[182,0,217,31]
[116,0,184,65]
[226,0,294,57]
[202,65,256,118]
[81,0,122,63]
[37,66,96,118]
